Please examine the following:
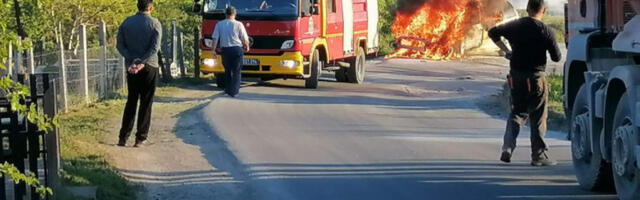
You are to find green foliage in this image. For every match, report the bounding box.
[547,75,566,130]
[0,1,58,197]
[0,162,53,198]
[378,0,397,55]
[548,74,563,103]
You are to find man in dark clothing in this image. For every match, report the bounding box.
[488,0,562,166]
[116,0,162,147]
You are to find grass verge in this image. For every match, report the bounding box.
[57,77,215,199]
[58,99,139,200]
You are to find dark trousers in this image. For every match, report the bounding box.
[119,67,158,142]
[221,47,243,96]
[502,71,549,158]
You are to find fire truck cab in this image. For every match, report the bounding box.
[193,0,379,89]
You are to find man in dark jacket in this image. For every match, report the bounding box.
[116,0,162,147]
[488,0,562,166]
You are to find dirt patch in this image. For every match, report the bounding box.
[85,80,255,200]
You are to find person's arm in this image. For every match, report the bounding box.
[138,20,163,68]
[240,24,250,52]
[546,27,562,62]
[211,23,220,57]
[116,23,131,60]
[488,22,513,59]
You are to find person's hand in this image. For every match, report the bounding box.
[128,64,145,74]
[212,51,217,58]
[244,46,250,52]
[128,64,137,74]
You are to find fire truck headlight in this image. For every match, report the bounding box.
[281,40,295,49]
[204,39,214,48]
[279,60,299,68]
[203,58,217,67]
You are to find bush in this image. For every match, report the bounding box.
[378,0,397,55]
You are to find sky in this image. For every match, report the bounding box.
[509,0,568,14]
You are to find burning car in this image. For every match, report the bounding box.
[388,0,520,60]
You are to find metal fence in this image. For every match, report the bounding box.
[0,74,59,200]
[6,23,127,113]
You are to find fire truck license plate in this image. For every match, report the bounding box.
[243,59,259,66]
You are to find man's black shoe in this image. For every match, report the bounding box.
[500,150,512,163]
[133,140,148,148]
[531,153,557,166]
[117,139,127,147]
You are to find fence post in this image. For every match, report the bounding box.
[44,78,61,199]
[119,56,126,90]
[79,24,90,104]
[99,21,108,99]
[178,28,185,77]
[13,38,22,79]
[27,41,35,74]
[194,27,200,78]
[5,42,12,76]
[58,36,68,113]
[171,19,181,77]
[160,25,173,81]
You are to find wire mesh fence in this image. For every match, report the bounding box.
[13,45,126,112]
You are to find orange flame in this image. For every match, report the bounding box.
[387,0,487,60]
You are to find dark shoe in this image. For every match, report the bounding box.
[531,152,557,166]
[500,150,512,163]
[117,138,127,147]
[133,140,148,148]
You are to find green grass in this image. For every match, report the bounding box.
[56,77,213,199]
[547,75,566,130]
[58,100,139,200]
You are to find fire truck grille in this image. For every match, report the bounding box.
[250,36,295,49]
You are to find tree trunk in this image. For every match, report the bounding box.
[12,0,28,38]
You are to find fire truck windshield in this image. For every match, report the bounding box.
[203,0,299,19]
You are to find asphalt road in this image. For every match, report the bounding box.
[180,58,617,200]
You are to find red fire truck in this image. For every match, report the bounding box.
[193,0,379,89]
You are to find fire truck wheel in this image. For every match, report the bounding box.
[571,85,614,192]
[305,49,321,89]
[335,68,348,82]
[611,92,640,200]
[347,46,366,84]
[214,74,225,89]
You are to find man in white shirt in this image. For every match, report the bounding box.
[211,6,250,97]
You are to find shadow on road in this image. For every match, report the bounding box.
[243,160,616,200]
[235,92,477,111]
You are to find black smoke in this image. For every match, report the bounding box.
[396,0,429,15]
